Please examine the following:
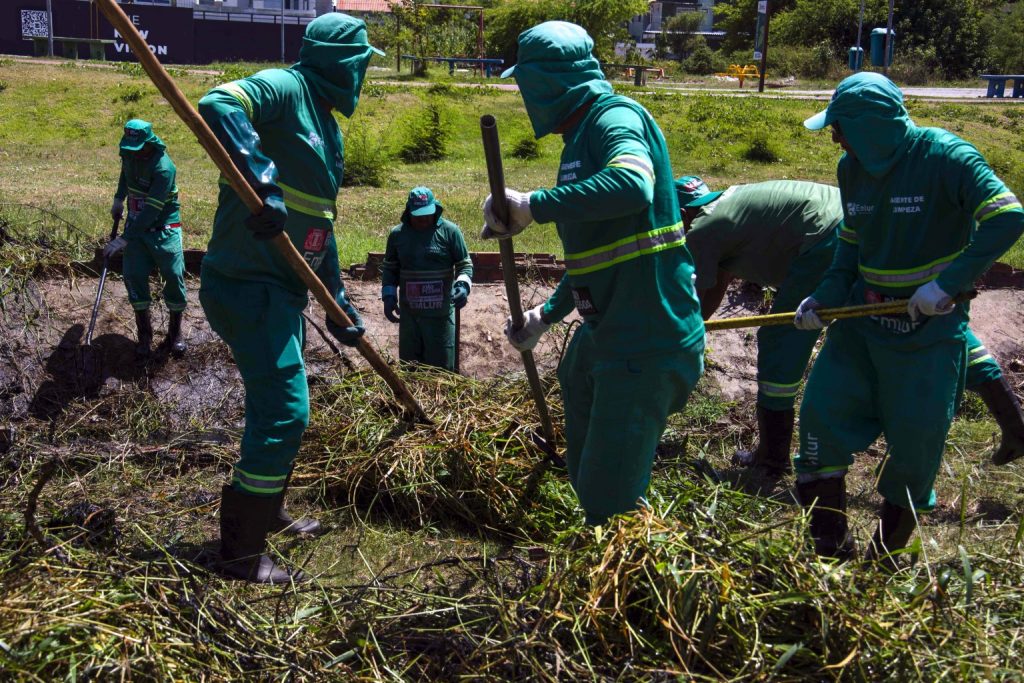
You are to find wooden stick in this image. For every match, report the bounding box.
[479,115,555,445]
[96,0,428,423]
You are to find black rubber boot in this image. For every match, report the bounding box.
[270,471,322,536]
[733,406,795,477]
[864,500,917,572]
[160,310,187,358]
[972,377,1024,465]
[219,485,306,584]
[796,476,855,560]
[135,309,153,358]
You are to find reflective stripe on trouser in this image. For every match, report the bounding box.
[122,228,187,312]
[756,231,835,411]
[558,324,703,525]
[398,307,455,371]
[964,327,1002,386]
[795,319,965,511]
[199,267,310,496]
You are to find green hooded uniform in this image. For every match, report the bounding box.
[683,180,1004,411]
[797,73,1023,511]
[381,197,472,371]
[197,14,380,496]
[114,120,187,313]
[508,22,705,525]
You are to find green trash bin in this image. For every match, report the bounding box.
[870,28,894,67]
[848,46,864,70]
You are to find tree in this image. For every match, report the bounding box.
[714,0,797,53]
[893,0,987,79]
[661,11,704,59]
[771,0,888,55]
[982,2,1024,73]
[485,0,647,64]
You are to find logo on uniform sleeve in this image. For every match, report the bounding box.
[303,228,328,252]
[572,287,599,316]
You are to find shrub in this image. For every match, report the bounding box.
[742,130,781,163]
[342,120,394,188]
[115,83,144,104]
[398,100,452,164]
[510,136,540,160]
[682,37,716,75]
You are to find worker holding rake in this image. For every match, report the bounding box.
[483,22,705,525]
[680,177,1023,477]
[796,73,1024,568]
[105,119,187,358]
[197,13,381,583]
[381,186,473,371]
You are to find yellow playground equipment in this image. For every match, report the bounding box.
[715,64,762,88]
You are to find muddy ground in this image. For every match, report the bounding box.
[2,273,1021,433]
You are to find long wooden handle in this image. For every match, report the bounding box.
[704,291,978,331]
[96,0,428,423]
[480,115,555,444]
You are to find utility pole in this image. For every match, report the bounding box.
[755,1,769,93]
[46,0,54,57]
[883,0,894,76]
[855,0,864,70]
[280,0,286,64]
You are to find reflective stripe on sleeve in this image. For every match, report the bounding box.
[974,192,1022,223]
[564,222,686,276]
[231,467,287,495]
[859,248,964,288]
[967,344,993,367]
[215,81,255,120]
[278,181,336,220]
[838,222,858,245]
[607,154,655,184]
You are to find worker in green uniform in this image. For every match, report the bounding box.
[795,73,1023,567]
[197,13,381,583]
[381,187,473,371]
[482,21,705,525]
[679,177,1024,476]
[105,119,187,358]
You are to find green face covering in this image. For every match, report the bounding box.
[293,13,384,118]
[119,119,166,155]
[503,21,613,139]
[804,72,913,178]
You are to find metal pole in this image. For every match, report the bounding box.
[883,0,894,76]
[280,0,286,64]
[477,9,483,60]
[46,0,54,57]
[856,0,864,50]
[757,3,769,93]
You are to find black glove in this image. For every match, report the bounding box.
[451,280,470,310]
[383,295,400,323]
[327,289,365,348]
[244,194,287,241]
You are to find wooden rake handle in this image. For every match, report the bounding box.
[95,0,428,423]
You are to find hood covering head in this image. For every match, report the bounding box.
[502,21,612,139]
[293,13,384,118]
[675,175,722,208]
[804,72,914,178]
[119,119,165,154]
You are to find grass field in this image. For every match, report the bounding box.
[1,57,1022,268]
[2,56,1024,681]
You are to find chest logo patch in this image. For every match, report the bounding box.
[572,287,599,316]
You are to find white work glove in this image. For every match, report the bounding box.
[481,188,534,240]
[794,296,825,330]
[111,197,124,221]
[103,236,127,258]
[907,281,954,321]
[505,304,550,352]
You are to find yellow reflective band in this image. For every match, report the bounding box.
[215,81,254,120]
[564,223,685,276]
[758,380,800,398]
[279,181,336,220]
[145,198,165,208]
[838,222,858,245]
[859,248,964,288]
[607,154,655,184]
[974,192,1022,223]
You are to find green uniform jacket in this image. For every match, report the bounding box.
[115,146,180,237]
[198,69,346,296]
[381,214,472,318]
[686,180,842,290]
[534,93,704,360]
[813,126,1024,348]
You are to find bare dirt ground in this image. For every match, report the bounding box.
[2,273,1021,430]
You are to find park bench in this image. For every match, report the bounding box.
[600,63,664,86]
[980,74,1024,99]
[401,55,505,77]
[29,36,114,61]
[715,64,762,88]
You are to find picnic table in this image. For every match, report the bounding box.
[980,75,1024,99]
[600,63,664,86]
[401,55,505,77]
[29,36,114,61]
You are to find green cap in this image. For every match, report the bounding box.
[407,186,436,216]
[119,119,156,152]
[675,175,722,208]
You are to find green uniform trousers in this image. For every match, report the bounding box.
[199,266,309,497]
[965,328,1002,385]
[756,232,836,411]
[559,325,704,525]
[795,319,966,511]
[398,307,456,371]
[123,227,187,312]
